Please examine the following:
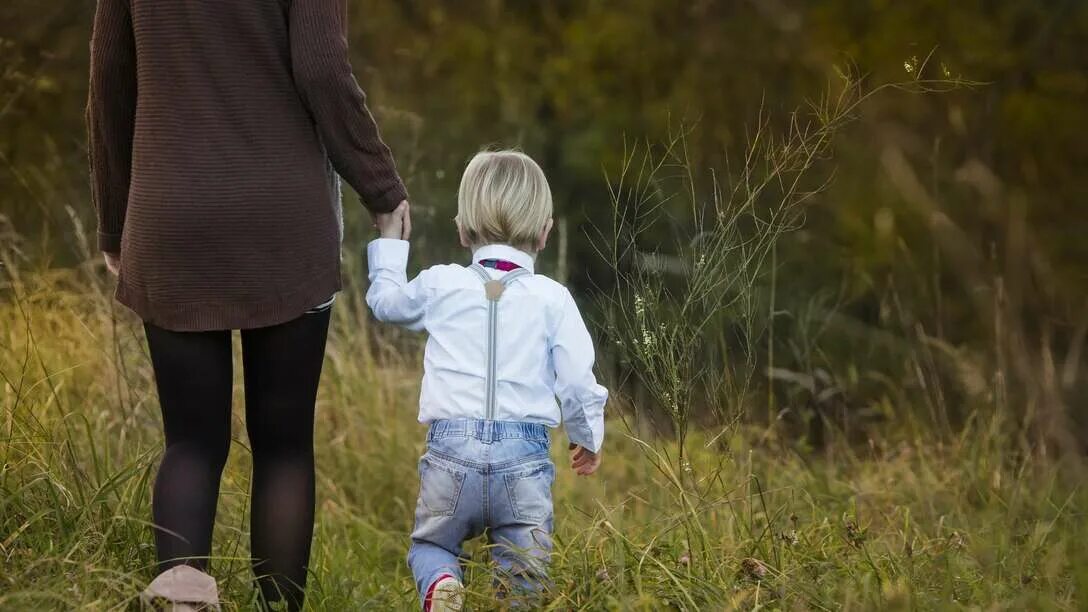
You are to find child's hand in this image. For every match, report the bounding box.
[569,444,601,476]
[374,200,411,240]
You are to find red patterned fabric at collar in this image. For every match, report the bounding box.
[478,259,522,272]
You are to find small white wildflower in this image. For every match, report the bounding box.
[641,327,655,350]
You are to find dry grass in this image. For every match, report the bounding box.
[1,70,1083,611]
[1,254,1084,610]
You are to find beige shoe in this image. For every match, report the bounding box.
[429,576,464,612]
[140,565,221,611]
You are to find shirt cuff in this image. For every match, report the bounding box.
[98,230,122,254]
[564,410,604,454]
[566,428,602,455]
[366,238,410,272]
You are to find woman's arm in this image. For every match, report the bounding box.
[289,0,408,214]
[87,0,137,254]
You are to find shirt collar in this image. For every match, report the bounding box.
[471,244,535,273]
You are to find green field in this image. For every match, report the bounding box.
[2,250,1084,610]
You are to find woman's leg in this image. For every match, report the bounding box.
[144,324,234,573]
[240,309,331,611]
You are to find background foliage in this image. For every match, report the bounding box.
[3,2,1086,412]
[2,2,1088,608]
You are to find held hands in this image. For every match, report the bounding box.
[373,200,411,240]
[569,443,601,476]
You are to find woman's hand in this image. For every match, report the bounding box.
[373,200,411,240]
[104,252,121,276]
[569,444,601,476]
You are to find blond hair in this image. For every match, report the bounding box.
[456,150,553,250]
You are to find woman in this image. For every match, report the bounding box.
[87,0,407,608]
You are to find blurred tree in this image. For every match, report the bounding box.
[1,0,1085,440]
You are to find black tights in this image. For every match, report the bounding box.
[145,309,331,611]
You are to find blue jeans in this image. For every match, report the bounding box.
[408,419,555,605]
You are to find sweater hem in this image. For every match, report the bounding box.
[115,265,343,332]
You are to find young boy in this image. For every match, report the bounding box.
[366,150,607,611]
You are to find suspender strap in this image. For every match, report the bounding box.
[468,263,529,421]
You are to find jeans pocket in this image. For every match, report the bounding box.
[504,461,554,524]
[418,456,466,517]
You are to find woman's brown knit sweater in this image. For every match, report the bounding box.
[87,0,407,331]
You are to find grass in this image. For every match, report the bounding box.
[1,254,1085,611]
[2,71,1084,610]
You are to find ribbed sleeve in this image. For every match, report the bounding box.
[289,0,408,213]
[87,0,137,254]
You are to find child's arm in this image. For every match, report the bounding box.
[365,203,427,331]
[551,289,608,461]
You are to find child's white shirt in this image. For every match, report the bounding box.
[366,239,607,452]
